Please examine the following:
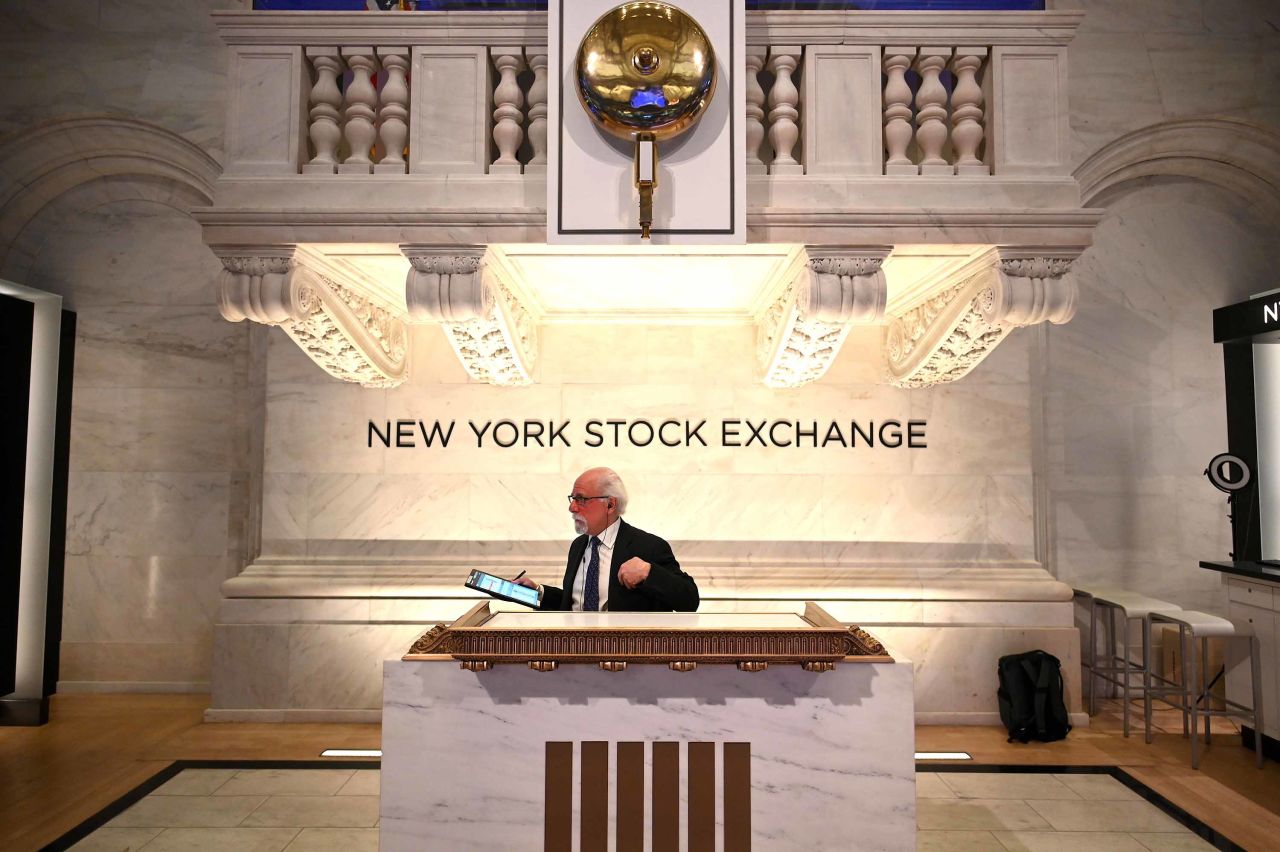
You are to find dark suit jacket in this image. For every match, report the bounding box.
[539,519,699,612]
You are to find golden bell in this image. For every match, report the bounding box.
[574,1,717,143]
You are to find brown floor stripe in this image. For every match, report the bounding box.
[688,742,716,852]
[652,741,680,852]
[616,742,644,852]
[580,741,608,852]
[723,742,751,851]
[545,742,572,852]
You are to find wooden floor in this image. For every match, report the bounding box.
[1,694,1277,851]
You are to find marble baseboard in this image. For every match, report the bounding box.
[60,640,212,683]
[917,711,1091,727]
[201,708,1093,727]
[876,625,1083,715]
[203,708,383,723]
[210,610,1080,718]
[223,551,1073,603]
[211,545,1078,719]
[58,680,209,694]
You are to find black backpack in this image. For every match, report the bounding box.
[997,650,1072,743]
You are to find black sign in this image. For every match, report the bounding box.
[1213,291,1280,344]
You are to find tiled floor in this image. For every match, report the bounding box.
[917,771,1215,851]
[71,769,379,852]
[66,766,1218,851]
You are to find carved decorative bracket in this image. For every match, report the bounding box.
[216,245,409,387]
[403,244,538,386]
[885,248,1079,387]
[758,247,890,388]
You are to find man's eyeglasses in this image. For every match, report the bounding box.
[567,494,610,507]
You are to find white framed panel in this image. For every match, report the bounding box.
[410,46,491,175]
[803,44,883,176]
[225,46,308,176]
[990,46,1069,176]
[548,0,746,245]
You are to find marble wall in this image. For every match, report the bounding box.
[1045,179,1279,610]
[261,318,1038,554]
[1056,0,1280,168]
[0,0,241,161]
[15,193,255,692]
[0,0,1275,690]
[0,1,248,691]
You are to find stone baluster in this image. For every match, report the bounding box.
[526,51,548,173]
[950,48,989,175]
[375,47,410,174]
[767,47,803,175]
[745,49,767,174]
[339,47,379,174]
[490,49,526,174]
[882,48,916,176]
[303,48,343,175]
[913,48,952,175]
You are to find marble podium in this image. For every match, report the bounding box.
[381,603,915,851]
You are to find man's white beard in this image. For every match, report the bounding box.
[572,515,587,535]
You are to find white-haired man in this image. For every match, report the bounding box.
[515,467,699,612]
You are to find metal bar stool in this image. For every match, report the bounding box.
[1144,609,1264,769]
[1074,586,1125,715]
[1084,591,1184,737]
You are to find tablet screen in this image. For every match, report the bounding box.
[466,569,542,608]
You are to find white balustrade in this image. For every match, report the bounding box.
[745,49,767,174]
[303,47,343,175]
[874,44,997,176]
[526,51,548,173]
[490,49,526,175]
[950,48,989,176]
[375,47,410,174]
[882,48,916,176]
[339,47,379,174]
[766,47,803,175]
[219,10,1074,183]
[913,49,952,175]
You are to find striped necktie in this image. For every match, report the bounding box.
[582,536,602,612]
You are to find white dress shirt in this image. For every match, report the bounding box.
[570,517,620,612]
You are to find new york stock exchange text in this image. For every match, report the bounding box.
[368,419,928,449]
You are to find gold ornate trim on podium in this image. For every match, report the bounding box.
[404,602,891,672]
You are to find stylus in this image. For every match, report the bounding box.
[513,570,527,581]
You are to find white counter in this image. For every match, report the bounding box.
[381,657,916,851]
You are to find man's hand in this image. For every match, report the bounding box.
[618,557,651,589]
[513,575,538,589]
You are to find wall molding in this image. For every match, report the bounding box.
[1075,117,1280,217]
[0,115,221,273]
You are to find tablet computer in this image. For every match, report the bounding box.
[465,569,543,609]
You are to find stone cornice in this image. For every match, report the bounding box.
[217,246,408,387]
[758,246,889,389]
[746,10,1085,46]
[211,10,1083,48]
[211,10,546,46]
[402,244,537,386]
[885,250,1077,387]
[886,269,1005,388]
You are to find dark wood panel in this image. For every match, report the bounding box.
[580,741,608,852]
[544,741,572,852]
[616,741,644,852]
[652,741,679,852]
[688,741,715,852]
[724,742,751,851]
